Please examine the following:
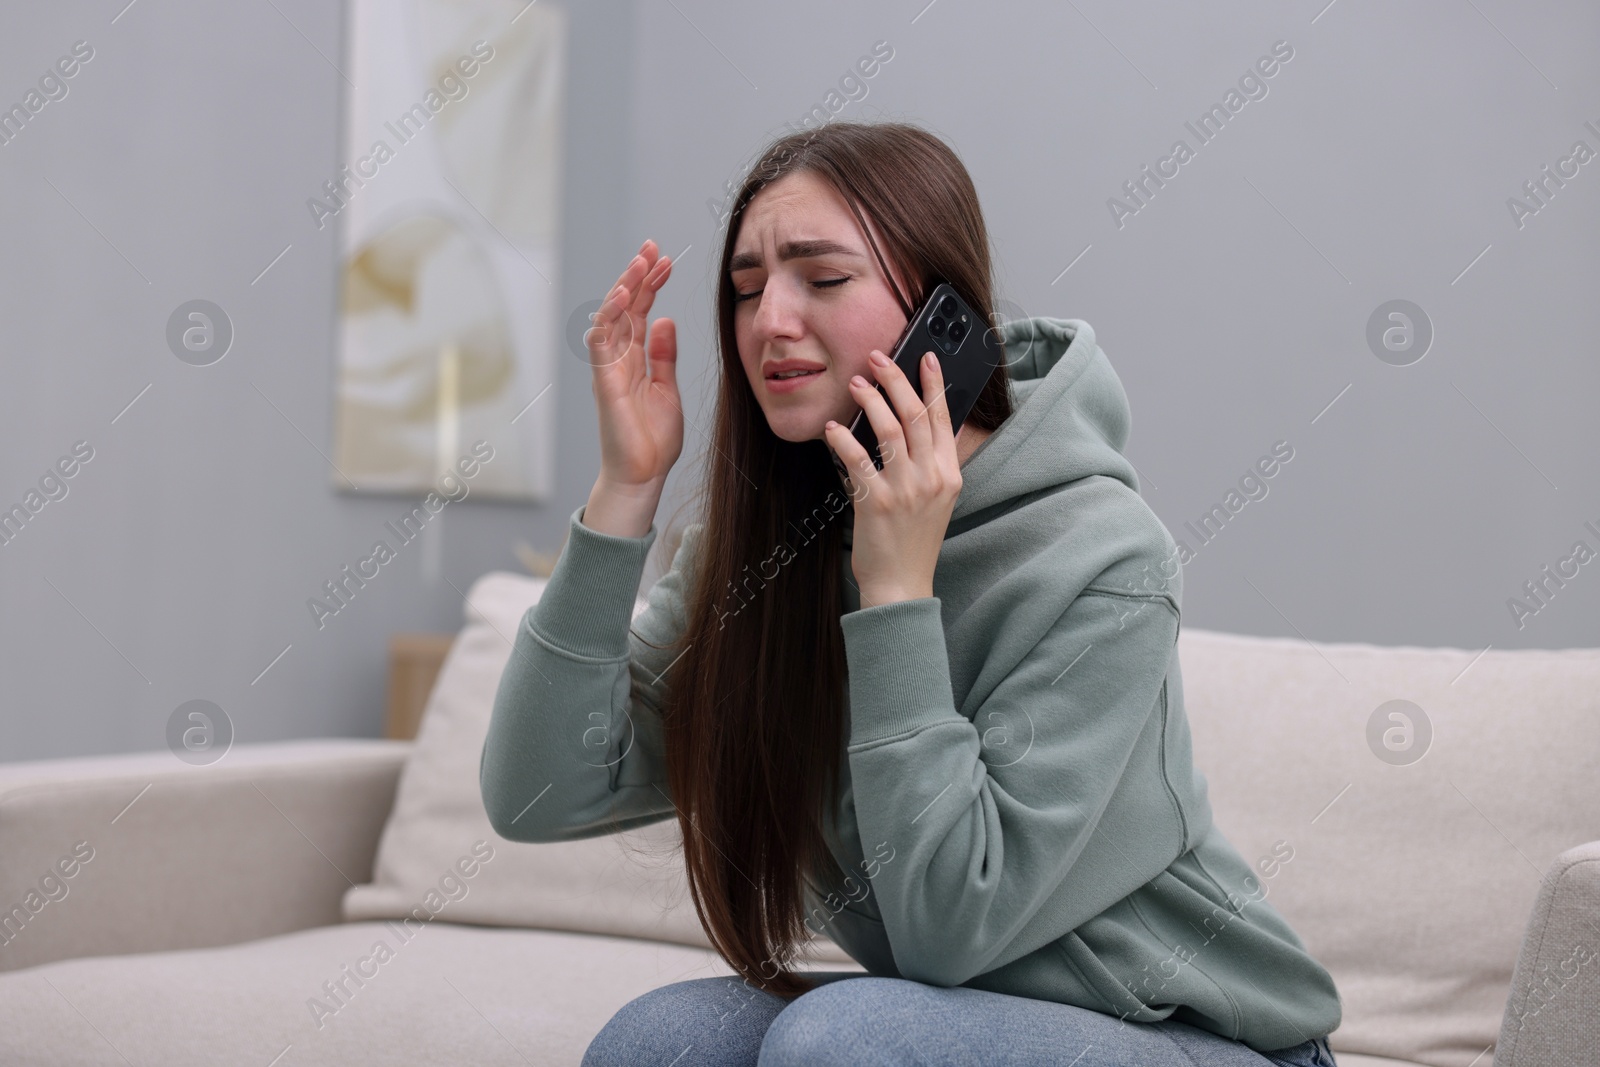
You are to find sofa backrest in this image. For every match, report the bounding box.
[1175,627,1600,1067]
[342,570,729,951]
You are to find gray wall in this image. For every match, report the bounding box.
[0,0,633,761]
[1,0,1594,762]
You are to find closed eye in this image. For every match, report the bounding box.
[733,276,851,303]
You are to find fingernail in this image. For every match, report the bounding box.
[870,350,890,366]
[852,375,868,387]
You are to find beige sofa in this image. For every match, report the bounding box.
[1,569,1595,1066]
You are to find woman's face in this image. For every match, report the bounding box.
[730,169,914,444]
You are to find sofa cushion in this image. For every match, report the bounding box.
[0,919,860,1066]
[343,570,853,964]
[1175,627,1600,1067]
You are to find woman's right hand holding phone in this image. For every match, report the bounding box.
[582,240,682,538]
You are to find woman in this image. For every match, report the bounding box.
[480,121,1341,1067]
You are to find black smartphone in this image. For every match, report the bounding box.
[831,281,1002,481]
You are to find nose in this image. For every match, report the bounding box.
[751,274,803,344]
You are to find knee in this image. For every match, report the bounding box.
[583,976,779,1067]
[757,977,900,1067]
[580,989,664,1067]
[580,981,705,1067]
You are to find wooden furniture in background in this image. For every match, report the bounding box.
[385,633,457,740]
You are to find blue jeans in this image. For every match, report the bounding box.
[582,972,1338,1066]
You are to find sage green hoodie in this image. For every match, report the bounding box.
[480,317,1342,1052]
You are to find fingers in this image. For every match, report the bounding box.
[631,252,673,320]
[589,242,671,361]
[599,240,661,312]
[606,243,655,313]
[919,352,958,467]
[839,349,959,494]
[822,419,874,499]
[646,318,678,392]
[587,281,637,366]
[848,370,907,469]
[866,349,935,461]
[591,266,643,346]
[607,245,672,327]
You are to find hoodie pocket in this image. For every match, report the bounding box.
[1051,929,1178,1025]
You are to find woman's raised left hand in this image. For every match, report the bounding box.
[824,348,961,608]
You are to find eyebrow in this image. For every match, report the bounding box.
[728,239,863,273]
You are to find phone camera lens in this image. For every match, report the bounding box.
[947,319,967,342]
[937,295,957,317]
[928,316,946,338]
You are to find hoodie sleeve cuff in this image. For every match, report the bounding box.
[840,597,961,745]
[526,504,658,661]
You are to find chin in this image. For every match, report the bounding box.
[766,416,829,444]
[759,402,839,444]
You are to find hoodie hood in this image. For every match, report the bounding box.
[951,317,1140,523]
[838,314,1178,622]
[932,313,1180,627]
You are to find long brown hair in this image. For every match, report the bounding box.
[643,121,1012,997]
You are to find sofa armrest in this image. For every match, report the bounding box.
[1495,840,1600,1067]
[0,739,410,973]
